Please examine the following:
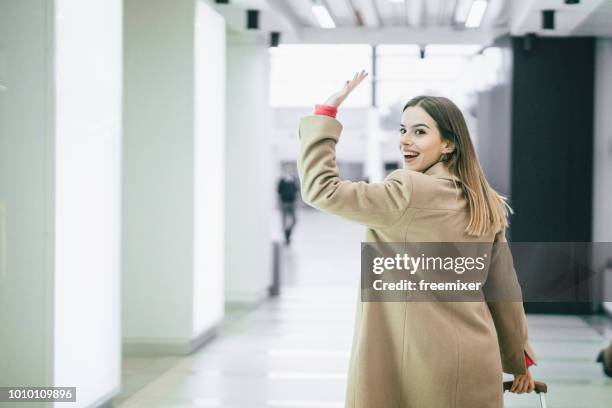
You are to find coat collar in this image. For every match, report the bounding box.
[423,161,461,183]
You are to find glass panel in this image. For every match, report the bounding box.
[376,44,496,108]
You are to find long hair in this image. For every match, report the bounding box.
[402,95,512,237]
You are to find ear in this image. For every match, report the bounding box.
[442,140,455,154]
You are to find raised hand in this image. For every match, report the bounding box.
[323,70,368,109]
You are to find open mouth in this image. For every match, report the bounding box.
[403,151,420,161]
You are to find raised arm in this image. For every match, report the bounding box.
[297,114,412,229]
[296,70,413,229]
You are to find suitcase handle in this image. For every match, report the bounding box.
[503,380,547,394]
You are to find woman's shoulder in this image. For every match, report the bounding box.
[386,168,460,191]
[386,169,467,211]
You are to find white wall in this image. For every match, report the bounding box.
[593,38,612,243]
[0,0,53,392]
[593,38,612,314]
[224,34,274,303]
[123,0,225,352]
[53,0,122,406]
[193,0,226,338]
[0,0,122,406]
[123,0,195,345]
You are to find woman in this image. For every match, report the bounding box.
[597,342,612,377]
[297,70,538,407]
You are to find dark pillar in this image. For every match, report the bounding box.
[510,36,595,314]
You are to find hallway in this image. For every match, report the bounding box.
[3,2,612,407]
[115,210,612,407]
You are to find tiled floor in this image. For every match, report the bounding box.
[113,209,612,408]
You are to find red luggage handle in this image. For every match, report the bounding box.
[503,380,548,394]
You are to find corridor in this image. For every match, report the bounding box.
[3,1,612,407]
[115,210,612,407]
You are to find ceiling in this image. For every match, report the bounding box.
[510,0,612,36]
[282,0,510,29]
[573,0,612,36]
[213,0,612,45]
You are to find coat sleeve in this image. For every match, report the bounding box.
[297,114,412,229]
[484,227,538,375]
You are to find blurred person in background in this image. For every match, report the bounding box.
[277,168,299,245]
[597,341,612,377]
[297,70,537,407]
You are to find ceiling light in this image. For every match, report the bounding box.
[454,0,473,25]
[311,3,336,29]
[465,0,488,28]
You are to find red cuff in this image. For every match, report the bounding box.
[314,104,338,118]
[525,352,534,368]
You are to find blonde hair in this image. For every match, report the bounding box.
[403,95,513,237]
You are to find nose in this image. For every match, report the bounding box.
[399,137,413,149]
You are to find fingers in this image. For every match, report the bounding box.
[525,369,535,393]
[510,376,525,394]
[354,69,367,83]
[510,377,519,393]
[329,70,369,108]
[510,375,535,394]
[510,376,524,394]
[346,70,368,91]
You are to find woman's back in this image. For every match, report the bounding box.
[298,113,536,408]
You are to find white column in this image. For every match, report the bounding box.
[224,31,274,303]
[122,0,226,353]
[0,0,122,406]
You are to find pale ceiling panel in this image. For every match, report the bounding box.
[286,0,320,27]
[453,0,474,25]
[267,0,308,30]
[573,0,612,36]
[405,0,426,28]
[352,0,382,27]
[325,0,359,26]
[375,0,406,27]
[438,0,458,26]
[423,0,444,26]
[481,0,510,27]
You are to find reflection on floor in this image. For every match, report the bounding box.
[114,208,612,407]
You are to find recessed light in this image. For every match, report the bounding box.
[311,4,336,29]
[465,0,488,28]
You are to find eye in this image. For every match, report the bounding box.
[415,129,426,135]
[399,128,406,134]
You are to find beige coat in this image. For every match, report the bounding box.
[297,115,538,408]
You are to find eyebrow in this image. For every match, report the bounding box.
[400,123,430,129]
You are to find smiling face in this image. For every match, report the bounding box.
[399,106,454,172]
